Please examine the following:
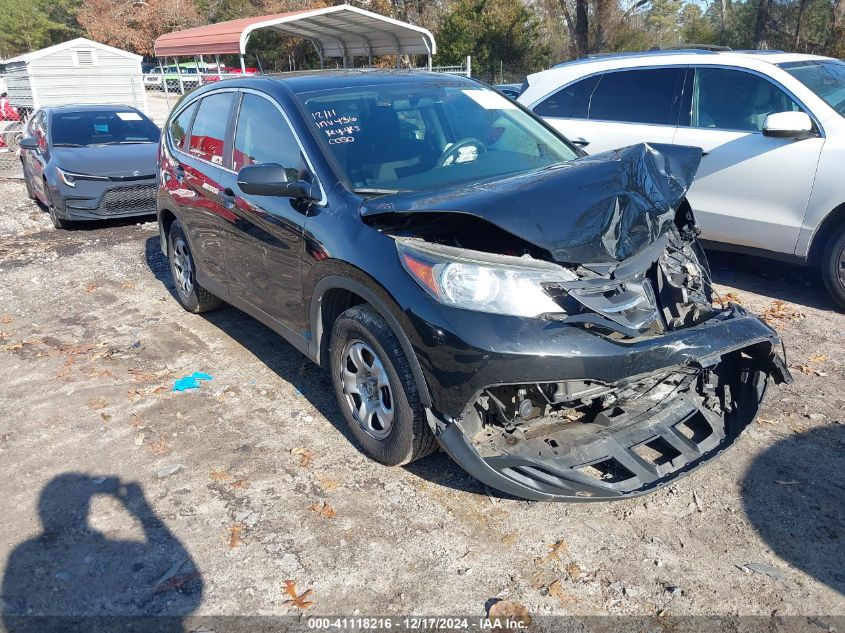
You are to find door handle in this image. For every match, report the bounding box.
[220,187,236,209]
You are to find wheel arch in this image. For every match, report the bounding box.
[157,208,178,254]
[808,202,845,266]
[309,275,433,408]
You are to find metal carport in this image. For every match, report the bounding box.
[154,4,437,71]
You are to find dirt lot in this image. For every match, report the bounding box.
[0,177,842,623]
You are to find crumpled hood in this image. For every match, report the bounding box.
[360,143,702,264]
[51,143,158,178]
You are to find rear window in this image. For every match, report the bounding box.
[533,75,599,119]
[51,110,159,147]
[588,68,682,125]
[188,93,233,164]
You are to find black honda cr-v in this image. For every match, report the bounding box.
[157,71,791,501]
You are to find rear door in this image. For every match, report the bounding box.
[672,66,824,254]
[217,91,316,329]
[23,111,48,202]
[533,67,685,153]
[163,91,237,289]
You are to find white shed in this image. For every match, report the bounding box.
[4,38,148,114]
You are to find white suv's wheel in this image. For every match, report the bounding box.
[821,225,845,310]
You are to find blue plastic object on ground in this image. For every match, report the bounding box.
[173,371,214,392]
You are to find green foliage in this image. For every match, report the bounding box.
[0,0,81,58]
[436,0,550,81]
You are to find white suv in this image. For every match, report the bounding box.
[519,50,845,308]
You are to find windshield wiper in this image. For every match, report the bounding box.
[53,143,86,147]
[353,188,401,196]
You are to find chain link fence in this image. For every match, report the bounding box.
[1,107,33,179]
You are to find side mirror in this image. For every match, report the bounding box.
[236,163,314,199]
[18,137,38,151]
[762,111,814,139]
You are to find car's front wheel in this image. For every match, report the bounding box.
[329,304,437,466]
[821,224,845,310]
[167,219,222,313]
[43,183,68,230]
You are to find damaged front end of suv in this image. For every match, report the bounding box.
[365,143,792,501]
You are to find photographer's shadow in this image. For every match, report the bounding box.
[2,473,202,632]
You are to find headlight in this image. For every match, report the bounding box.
[56,167,108,188]
[397,238,576,317]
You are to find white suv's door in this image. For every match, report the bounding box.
[532,67,684,153]
[672,66,824,255]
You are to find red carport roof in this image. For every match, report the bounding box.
[154,4,436,58]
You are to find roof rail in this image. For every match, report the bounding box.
[652,44,732,52]
[552,47,724,68]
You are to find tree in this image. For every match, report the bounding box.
[77,0,201,56]
[0,0,81,58]
[437,0,549,81]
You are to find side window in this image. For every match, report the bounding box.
[188,92,233,165]
[233,93,302,180]
[588,68,682,125]
[533,75,599,119]
[693,67,803,132]
[169,101,197,151]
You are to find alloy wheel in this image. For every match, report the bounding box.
[172,237,193,296]
[340,339,394,440]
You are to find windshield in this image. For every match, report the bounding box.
[296,82,578,193]
[779,60,845,117]
[51,110,159,146]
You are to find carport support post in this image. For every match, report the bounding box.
[239,54,246,73]
[159,58,171,109]
[215,54,222,79]
[194,55,202,86]
[174,58,185,93]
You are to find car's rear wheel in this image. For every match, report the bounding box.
[821,224,845,310]
[22,163,35,200]
[167,219,222,313]
[329,304,437,466]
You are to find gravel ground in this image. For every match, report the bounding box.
[0,177,842,622]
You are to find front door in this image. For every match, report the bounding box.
[672,66,824,255]
[218,91,312,330]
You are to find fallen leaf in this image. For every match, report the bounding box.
[128,415,144,428]
[148,436,169,455]
[566,562,582,581]
[761,300,806,325]
[100,413,112,423]
[0,314,12,324]
[548,579,579,603]
[756,417,778,425]
[315,473,340,491]
[546,539,568,560]
[129,368,158,382]
[155,571,199,594]
[4,342,23,351]
[308,501,336,519]
[501,533,518,546]
[290,447,313,468]
[792,363,827,377]
[88,398,107,410]
[228,523,244,548]
[88,368,115,379]
[230,479,249,489]
[807,354,829,363]
[282,579,314,610]
[210,470,229,481]
[487,600,531,628]
[84,283,98,293]
[121,282,136,290]
[134,433,145,446]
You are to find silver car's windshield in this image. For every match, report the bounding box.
[779,60,845,117]
[296,82,578,194]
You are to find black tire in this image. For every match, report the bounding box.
[167,219,222,313]
[329,304,437,466]
[821,224,845,310]
[43,183,68,230]
[22,163,35,200]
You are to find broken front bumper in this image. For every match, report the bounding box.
[412,303,791,501]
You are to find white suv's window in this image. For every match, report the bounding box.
[588,68,682,125]
[692,67,802,132]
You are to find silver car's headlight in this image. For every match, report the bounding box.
[396,238,576,318]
